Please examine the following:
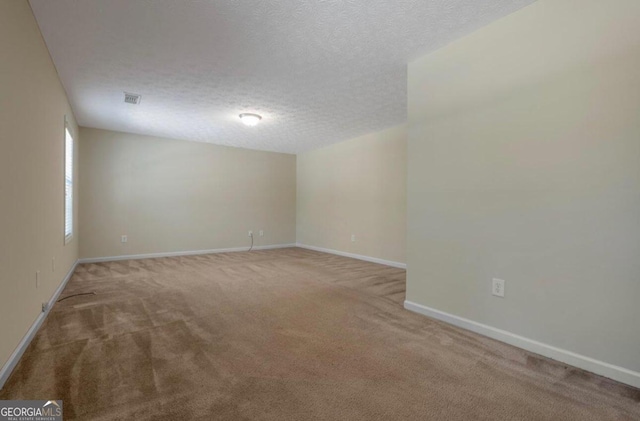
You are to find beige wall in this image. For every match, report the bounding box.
[0,0,79,372]
[297,125,407,264]
[407,0,640,373]
[79,128,296,259]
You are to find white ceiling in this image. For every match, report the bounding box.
[30,0,534,154]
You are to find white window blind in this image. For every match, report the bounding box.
[64,124,74,243]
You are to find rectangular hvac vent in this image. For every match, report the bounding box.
[124,92,141,105]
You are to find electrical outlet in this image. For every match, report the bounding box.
[121,235,128,243]
[36,271,40,289]
[259,230,264,237]
[492,278,505,298]
[248,230,253,237]
[351,234,356,242]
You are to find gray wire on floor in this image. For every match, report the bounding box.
[57,292,96,302]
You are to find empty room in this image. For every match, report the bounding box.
[1,0,639,419]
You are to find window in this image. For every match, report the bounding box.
[64,119,74,244]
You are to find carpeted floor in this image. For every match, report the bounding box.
[1,247,638,420]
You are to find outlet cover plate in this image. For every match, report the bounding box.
[492,278,505,298]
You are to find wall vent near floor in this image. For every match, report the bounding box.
[124,92,141,105]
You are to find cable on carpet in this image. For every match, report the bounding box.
[57,292,96,302]
[248,231,254,252]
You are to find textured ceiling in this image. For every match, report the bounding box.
[30,0,534,154]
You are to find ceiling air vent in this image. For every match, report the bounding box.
[124,92,141,105]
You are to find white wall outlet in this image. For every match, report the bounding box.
[36,271,40,289]
[248,230,253,237]
[351,234,356,242]
[121,235,128,243]
[259,230,264,237]
[492,278,505,298]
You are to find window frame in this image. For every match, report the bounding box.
[64,116,74,245]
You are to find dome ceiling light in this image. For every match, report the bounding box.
[239,113,262,127]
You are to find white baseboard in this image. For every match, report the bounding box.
[0,260,79,390]
[296,243,406,269]
[78,243,297,264]
[404,300,640,389]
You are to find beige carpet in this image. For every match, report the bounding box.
[1,247,638,420]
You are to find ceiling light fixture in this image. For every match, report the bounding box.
[239,113,262,126]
